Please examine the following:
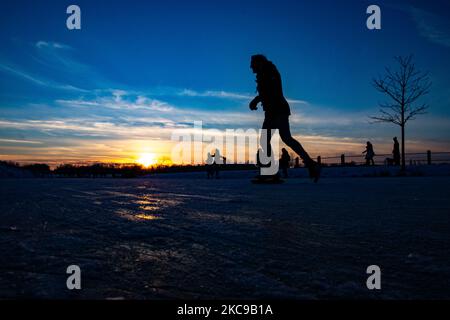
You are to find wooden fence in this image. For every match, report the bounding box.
[292,151,450,167]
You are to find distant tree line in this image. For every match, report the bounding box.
[0,161,51,177]
[53,163,145,178]
[0,161,257,178]
[53,162,256,178]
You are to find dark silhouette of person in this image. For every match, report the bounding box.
[362,141,375,166]
[279,148,291,178]
[206,152,214,179]
[249,54,320,182]
[393,137,400,166]
[211,148,224,179]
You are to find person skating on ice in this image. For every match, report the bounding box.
[249,54,321,182]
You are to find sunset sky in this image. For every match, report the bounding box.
[1,0,450,166]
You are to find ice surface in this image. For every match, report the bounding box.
[1,172,450,299]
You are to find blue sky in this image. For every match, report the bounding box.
[1,0,450,164]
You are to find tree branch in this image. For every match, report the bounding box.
[371,55,431,127]
[404,104,429,123]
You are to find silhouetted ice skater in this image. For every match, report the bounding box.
[393,137,400,166]
[249,54,320,182]
[363,141,375,166]
[279,148,291,178]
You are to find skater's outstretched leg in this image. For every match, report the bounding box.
[278,116,321,182]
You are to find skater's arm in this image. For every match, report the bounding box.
[249,96,261,110]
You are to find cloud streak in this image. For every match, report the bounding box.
[178,88,309,104]
[35,41,71,50]
[0,138,43,144]
[0,62,88,92]
[409,6,450,48]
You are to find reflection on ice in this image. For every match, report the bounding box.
[115,193,182,222]
[139,206,159,211]
[135,213,161,221]
[116,208,162,221]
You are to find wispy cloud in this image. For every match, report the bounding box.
[56,93,174,112]
[179,89,253,100]
[35,41,71,50]
[178,88,308,104]
[0,139,43,144]
[0,62,88,92]
[28,40,109,90]
[409,6,450,48]
[0,118,173,139]
[0,63,49,87]
[34,40,88,71]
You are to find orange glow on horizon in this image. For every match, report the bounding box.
[136,153,157,168]
[2,136,448,167]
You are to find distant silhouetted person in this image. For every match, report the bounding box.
[393,137,400,166]
[363,141,375,166]
[249,54,320,182]
[206,152,214,179]
[212,148,224,179]
[279,148,291,178]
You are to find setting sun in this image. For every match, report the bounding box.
[137,153,157,167]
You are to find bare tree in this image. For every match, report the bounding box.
[371,55,431,170]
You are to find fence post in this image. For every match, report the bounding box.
[317,156,321,165]
[427,150,431,165]
[341,154,345,166]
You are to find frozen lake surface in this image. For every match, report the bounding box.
[1,174,450,299]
